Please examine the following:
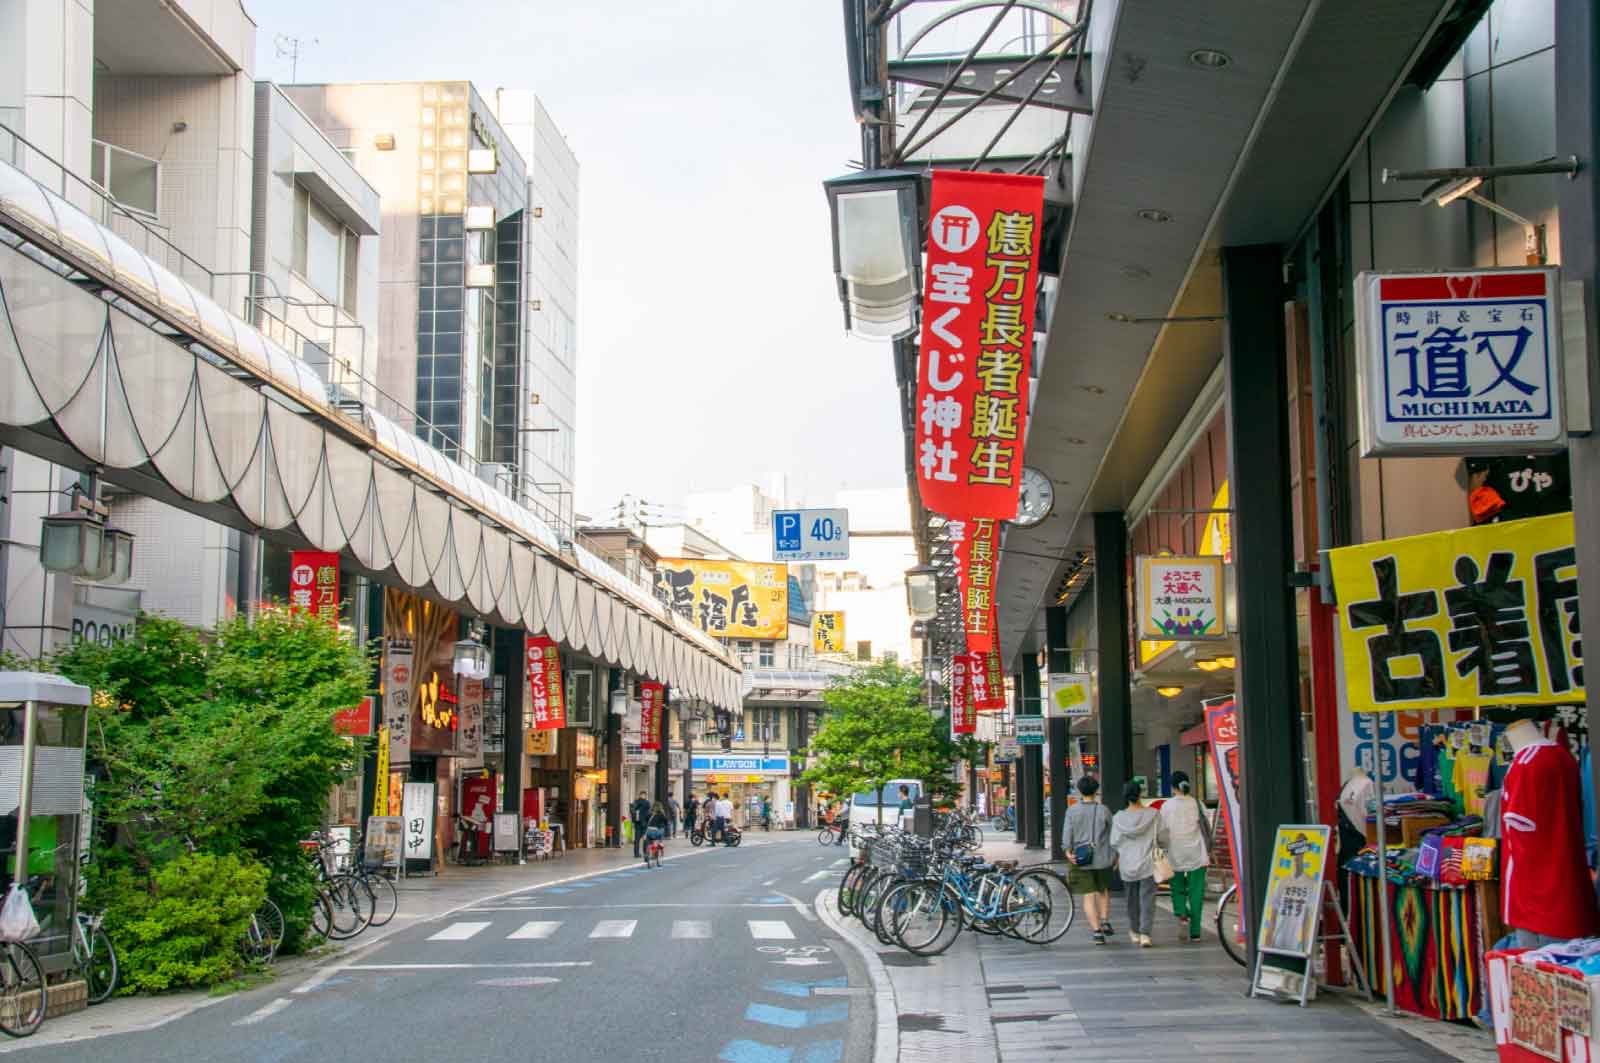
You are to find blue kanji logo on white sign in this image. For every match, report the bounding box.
[1357,269,1565,456]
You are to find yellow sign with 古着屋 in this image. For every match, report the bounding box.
[652,559,789,639]
[812,611,845,654]
[1328,513,1582,714]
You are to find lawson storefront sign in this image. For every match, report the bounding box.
[691,754,790,777]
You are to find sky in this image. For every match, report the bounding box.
[250,0,909,520]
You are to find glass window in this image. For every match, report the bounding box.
[91,140,159,216]
[304,195,343,299]
[758,643,775,667]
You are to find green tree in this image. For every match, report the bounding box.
[802,661,958,817]
[48,608,370,975]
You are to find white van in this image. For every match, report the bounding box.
[850,779,923,829]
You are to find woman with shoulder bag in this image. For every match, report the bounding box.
[1111,780,1170,948]
[1159,771,1210,943]
[1064,776,1115,944]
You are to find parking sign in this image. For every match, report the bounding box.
[772,508,849,561]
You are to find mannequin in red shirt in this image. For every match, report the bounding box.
[1501,718,1600,941]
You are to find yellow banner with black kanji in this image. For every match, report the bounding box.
[1328,513,1581,713]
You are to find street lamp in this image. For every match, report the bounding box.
[451,636,491,681]
[39,495,134,585]
[823,169,923,341]
[905,564,939,622]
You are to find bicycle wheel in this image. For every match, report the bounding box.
[319,878,368,940]
[858,871,892,934]
[81,926,119,1004]
[817,828,836,846]
[838,863,868,917]
[871,876,907,945]
[890,880,963,956]
[362,873,399,928]
[0,941,45,1037]
[1005,869,1075,944]
[242,898,285,963]
[308,890,336,941]
[1217,886,1246,967]
[963,825,984,849]
[690,829,705,848]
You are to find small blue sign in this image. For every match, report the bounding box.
[772,508,850,562]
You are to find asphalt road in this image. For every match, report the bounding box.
[11,832,868,1063]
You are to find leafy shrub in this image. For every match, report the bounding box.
[92,851,267,993]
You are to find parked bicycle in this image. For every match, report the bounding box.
[70,909,117,1004]
[838,828,1073,957]
[240,897,287,964]
[304,832,376,941]
[0,937,45,1038]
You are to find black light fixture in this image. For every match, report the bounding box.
[822,169,924,341]
[39,486,134,585]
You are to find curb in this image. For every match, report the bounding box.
[816,885,899,1063]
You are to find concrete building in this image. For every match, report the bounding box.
[0,0,262,649]
[281,81,578,534]
[493,90,580,528]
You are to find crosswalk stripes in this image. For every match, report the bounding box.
[423,916,802,943]
[748,920,796,940]
[428,921,490,941]
[588,919,638,939]
[507,921,561,940]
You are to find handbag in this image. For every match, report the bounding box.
[1152,847,1175,884]
[1072,842,1095,867]
[0,884,39,943]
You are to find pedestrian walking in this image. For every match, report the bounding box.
[681,794,696,838]
[630,793,651,858]
[1064,775,1115,944]
[667,795,681,838]
[1110,780,1169,948]
[1160,771,1210,943]
[832,799,850,845]
[702,794,718,840]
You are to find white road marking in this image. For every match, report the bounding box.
[762,879,778,886]
[776,892,818,920]
[804,869,835,882]
[292,965,343,995]
[463,903,790,912]
[589,919,638,939]
[507,921,561,940]
[671,920,712,939]
[748,920,795,940]
[344,962,591,971]
[233,998,292,1026]
[429,921,491,941]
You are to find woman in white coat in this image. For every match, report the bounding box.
[1159,771,1210,943]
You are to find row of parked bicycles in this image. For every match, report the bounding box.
[834,819,1074,956]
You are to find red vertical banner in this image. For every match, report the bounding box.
[915,170,1045,520]
[978,649,1007,711]
[950,653,974,734]
[640,681,663,751]
[525,635,566,730]
[955,518,998,653]
[289,551,340,622]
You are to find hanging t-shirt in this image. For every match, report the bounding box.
[1502,739,1600,939]
[1453,753,1492,817]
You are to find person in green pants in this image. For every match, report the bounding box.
[1159,771,1210,942]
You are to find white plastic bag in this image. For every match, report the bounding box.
[0,884,39,942]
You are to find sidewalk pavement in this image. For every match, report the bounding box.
[0,830,778,1054]
[819,839,1497,1063]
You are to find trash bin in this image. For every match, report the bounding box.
[912,795,933,837]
